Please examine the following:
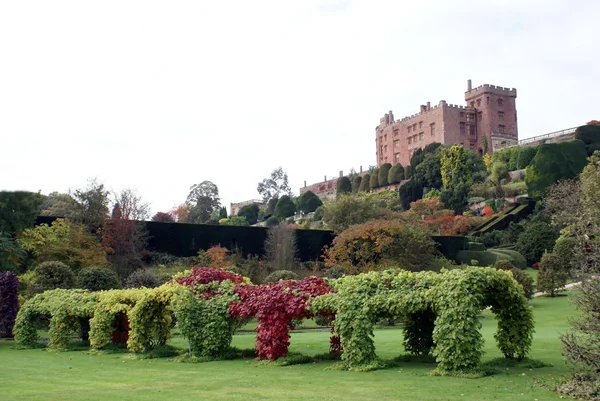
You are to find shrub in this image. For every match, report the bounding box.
[369,169,379,189]
[517,147,538,169]
[515,222,558,266]
[322,265,346,279]
[322,194,385,234]
[335,177,352,197]
[509,268,535,299]
[404,165,413,179]
[388,164,405,184]
[296,191,322,213]
[29,261,75,295]
[358,173,371,192]
[125,269,162,289]
[274,195,296,220]
[399,179,424,210]
[378,163,392,187]
[237,203,260,225]
[206,245,231,269]
[77,267,121,291]
[490,249,527,269]
[265,216,279,227]
[323,219,437,273]
[0,271,19,337]
[491,162,509,183]
[525,140,588,198]
[494,260,517,271]
[264,270,298,283]
[351,176,362,193]
[574,123,600,144]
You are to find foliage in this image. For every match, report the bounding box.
[151,212,175,223]
[351,176,362,193]
[18,218,107,271]
[414,149,443,190]
[70,178,111,230]
[0,191,45,234]
[358,173,371,192]
[219,206,228,219]
[525,140,588,198]
[515,222,558,266]
[377,163,392,187]
[257,167,293,204]
[493,260,517,271]
[482,206,494,217]
[264,223,299,272]
[185,181,221,224]
[323,219,437,273]
[369,169,379,189]
[205,245,230,269]
[507,267,535,299]
[77,266,121,291]
[404,165,413,179]
[387,164,405,184]
[296,191,322,214]
[274,195,296,220]
[237,203,260,225]
[125,269,162,289]
[14,289,97,348]
[39,192,78,219]
[29,261,75,295]
[265,216,279,227]
[221,216,250,226]
[335,176,352,198]
[398,179,424,210]
[264,270,298,283]
[322,193,398,234]
[0,232,26,272]
[229,277,333,360]
[404,198,454,235]
[0,271,19,337]
[440,146,486,212]
[112,188,150,221]
[311,268,534,372]
[574,123,600,145]
[536,252,568,297]
[490,162,509,184]
[102,204,148,278]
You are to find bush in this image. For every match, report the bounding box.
[388,164,405,184]
[509,268,535,299]
[264,270,298,283]
[515,222,558,266]
[335,177,352,197]
[517,147,538,169]
[312,206,324,221]
[456,249,526,268]
[296,191,322,213]
[358,173,371,192]
[29,261,74,295]
[265,216,279,227]
[323,219,437,273]
[77,266,121,291]
[378,163,392,187]
[369,169,379,189]
[274,195,296,220]
[574,123,600,144]
[399,180,424,210]
[322,265,346,279]
[125,269,162,289]
[351,176,362,193]
[404,165,413,179]
[537,252,568,297]
[494,260,517,271]
[489,249,527,269]
[525,140,588,198]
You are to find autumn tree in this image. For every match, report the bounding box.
[185,181,221,224]
[170,204,189,223]
[257,167,293,204]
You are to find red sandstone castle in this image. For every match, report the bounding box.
[376,79,518,167]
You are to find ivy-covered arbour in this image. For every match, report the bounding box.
[312,267,534,372]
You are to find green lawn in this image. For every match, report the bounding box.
[0,294,578,401]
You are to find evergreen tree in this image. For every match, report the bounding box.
[336,177,352,198]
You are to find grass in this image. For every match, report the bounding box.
[0,294,579,401]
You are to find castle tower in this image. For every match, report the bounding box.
[464,80,518,154]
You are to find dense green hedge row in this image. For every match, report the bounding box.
[13,267,534,373]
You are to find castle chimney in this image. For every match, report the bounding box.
[339,170,343,178]
[304,180,306,187]
[420,105,427,113]
[359,166,363,173]
[324,175,327,182]
[389,110,394,122]
[467,79,472,91]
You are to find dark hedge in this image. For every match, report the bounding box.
[0,271,19,338]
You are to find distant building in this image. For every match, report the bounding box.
[299,167,368,200]
[230,199,264,217]
[376,80,518,167]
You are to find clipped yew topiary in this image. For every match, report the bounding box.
[378,163,392,186]
[29,261,75,295]
[369,169,379,189]
[358,173,371,192]
[388,164,405,184]
[0,271,19,338]
[263,269,298,283]
[125,269,162,289]
[335,176,352,197]
[77,266,121,291]
[351,176,362,193]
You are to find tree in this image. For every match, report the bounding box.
[351,176,362,192]
[490,162,509,184]
[369,169,379,189]
[169,204,189,223]
[388,164,405,184]
[440,146,484,213]
[274,195,296,220]
[537,252,568,297]
[237,204,260,225]
[323,194,397,234]
[266,196,279,216]
[112,188,150,221]
[264,223,299,273]
[358,173,371,192]
[404,165,413,179]
[378,163,392,187]
[227,216,250,226]
[0,232,26,272]
[414,151,443,190]
[39,192,78,218]
[151,212,175,223]
[257,167,293,204]
[398,180,424,211]
[219,206,228,219]
[70,178,111,230]
[335,177,352,198]
[185,181,221,224]
[0,191,45,234]
[296,191,322,214]
[515,222,558,266]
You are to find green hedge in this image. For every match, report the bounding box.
[455,249,526,268]
[466,242,486,251]
[432,236,468,261]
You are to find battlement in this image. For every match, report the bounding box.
[466,83,517,98]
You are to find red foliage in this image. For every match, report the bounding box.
[229,277,333,360]
[110,313,130,344]
[482,206,494,217]
[175,267,244,297]
[532,262,540,270]
[205,245,230,269]
[441,215,481,236]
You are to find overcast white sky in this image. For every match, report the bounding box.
[1,0,599,217]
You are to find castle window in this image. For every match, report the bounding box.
[498,111,504,120]
[460,112,465,118]
[413,124,417,131]
[430,123,435,136]
[408,126,411,133]
[419,121,423,129]
[470,101,475,108]
[413,135,418,143]
[394,153,401,163]
[408,137,412,144]
[498,124,505,133]
[460,122,466,135]
[486,96,490,104]
[384,134,387,141]
[477,111,483,120]
[393,129,399,136]
[477,99,481,107]
[497,98,504,106]
[394,140,399,148]
[384,145,388,152]
[419,132,424,141]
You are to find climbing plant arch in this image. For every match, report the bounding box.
[312,267,534,372]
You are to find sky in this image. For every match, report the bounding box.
[1,0,599,217]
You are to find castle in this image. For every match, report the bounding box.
[376,80,518,167]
